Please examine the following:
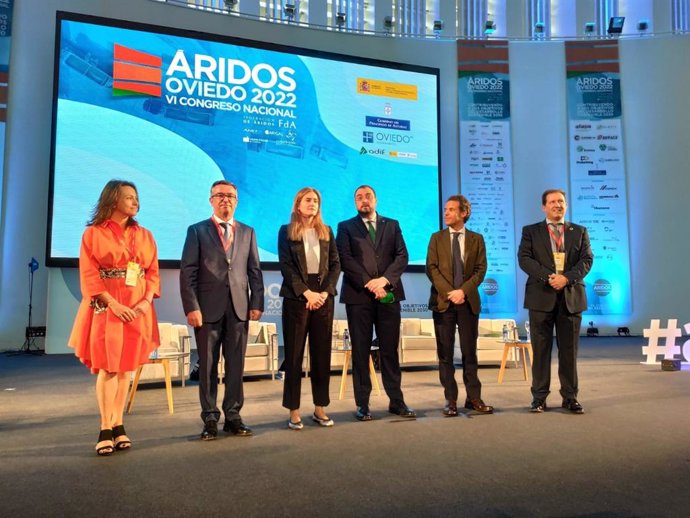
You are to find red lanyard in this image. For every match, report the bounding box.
[547,223,564,251]
[212,218,235,252]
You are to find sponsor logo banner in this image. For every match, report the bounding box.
[565,43,631,314]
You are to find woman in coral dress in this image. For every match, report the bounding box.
[69,180,160,456]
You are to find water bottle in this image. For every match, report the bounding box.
[525,320,531,343]
[343,328,351,350]
[502,324,509,342]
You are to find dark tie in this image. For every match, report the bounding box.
[220,222,230,244]
[452,232,464,288]
[367,221,376,244]
[549,223,564,252]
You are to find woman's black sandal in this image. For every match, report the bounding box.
[96,429,114,456]
[112,425,132,451]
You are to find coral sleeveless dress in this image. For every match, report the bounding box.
[69,220,160,374]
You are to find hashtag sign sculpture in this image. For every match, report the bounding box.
[642,319,682,364]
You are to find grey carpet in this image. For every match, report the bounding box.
[1,337,689,517]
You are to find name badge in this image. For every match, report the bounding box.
[125,261,140,287]
[553,252,566,274]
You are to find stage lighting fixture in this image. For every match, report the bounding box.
[484,20,496,35]
[637,19,649,34]
[383,15,394,34]
[607,16,625,34]
[587,321,599,337]
[433,19,444,37]
[534,22,545,39]
[223,0,237,10]
[284,3,296,21]
[336,12,346,29]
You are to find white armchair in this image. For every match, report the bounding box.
[477,318,518,364]
[399,318,438,365]
[135,322,191,383]
[218,321,279,379]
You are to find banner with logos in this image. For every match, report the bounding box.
[457,40,516,314]
[565,40,631,315]
[0,0,13,227]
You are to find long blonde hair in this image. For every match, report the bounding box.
[88,180,138,227]
[287,187,330,241]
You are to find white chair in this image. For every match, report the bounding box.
[127,322,192,415]
[219,321,279,379]
[399,318,438,365]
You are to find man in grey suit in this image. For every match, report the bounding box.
[336,185,415,421]
[180,180,264,440]
[518,189,593,414]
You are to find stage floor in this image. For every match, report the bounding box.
[1,337,689,517]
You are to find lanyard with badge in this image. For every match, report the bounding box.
[547,224,566,274]
[118,225,140,287]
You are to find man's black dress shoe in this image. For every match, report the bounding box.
[562,398,585,414]
[223,420,253,436]
[200,421,218,441]
[442,400,458,417]
[355,406,373,421]
[464,399,494,414]
[388,404,417,418]
[530,399,547,413]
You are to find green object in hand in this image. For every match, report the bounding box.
[379,291,395,304]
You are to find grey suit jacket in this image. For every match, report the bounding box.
[517,220,593,314]
[335,215,408,304]
[278,224,341,300]
[426,228,487,315]
[180,218,264,322]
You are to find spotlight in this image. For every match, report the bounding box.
[383,15,394,34]
[607,16,625,35]
[637,19,649,35]
[223,0,237,10]
[336,12,346,29]
[587,321,599,337]
[484,20,496,35]
[433,19,444,38]
[617,327,631,337]
[284,3,296,21]
[584,22,596,37]
[534,21,545,39]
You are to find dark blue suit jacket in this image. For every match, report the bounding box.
[517,220,593,314]
[180,218,264,322]
[335,215,408,304]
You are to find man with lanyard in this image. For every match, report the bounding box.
[517,189,593,414]
[180,180,264,440]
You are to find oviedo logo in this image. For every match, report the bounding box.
[482,278,499,296]
[112,44,162,97]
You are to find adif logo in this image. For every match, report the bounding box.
[112,44,162,97]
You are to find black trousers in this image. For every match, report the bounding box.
[432,303,482,402]
[529,293,582,400]
[194,301,248,424]
[282,276,334,410]
[345,300,404,408]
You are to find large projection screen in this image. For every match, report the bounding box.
[47,12,441,269]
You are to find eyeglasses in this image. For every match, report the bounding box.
[211,193,237,201]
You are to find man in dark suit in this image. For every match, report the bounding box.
[336,185,415,421]
[426,195,493,417]
[180,180,264,440]
[517,189,593,414]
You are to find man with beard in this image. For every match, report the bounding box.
[335,185,415,421]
